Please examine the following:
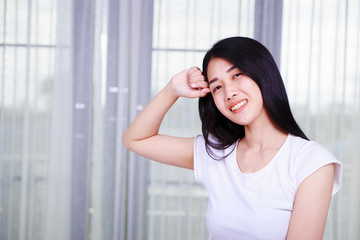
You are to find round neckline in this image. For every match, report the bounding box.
[232,134,291,176]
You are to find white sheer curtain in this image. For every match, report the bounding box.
[44,0,72,238]
[281,0,360,239]
[0,0,153,239]
[0,0,58,239]
[1,0,359,240]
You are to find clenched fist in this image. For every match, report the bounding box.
[169,67,210,99]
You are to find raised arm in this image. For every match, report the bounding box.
[122,67,210,169]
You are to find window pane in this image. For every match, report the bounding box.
[0,0,56,238]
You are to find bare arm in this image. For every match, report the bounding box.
[286,163,335,240]
[122,67,210,169]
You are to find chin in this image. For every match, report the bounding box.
[228,117,250,126]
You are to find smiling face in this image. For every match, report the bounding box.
[207,57,268,127]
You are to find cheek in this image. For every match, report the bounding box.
[254,89,264,106]
[212,95,221,109]
[254,93,265,115]
[212,95,228,115]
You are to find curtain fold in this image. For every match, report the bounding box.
[117,0,154,239]
[89,0,154,239]
[70,0,95,239]
[254,0,283,66]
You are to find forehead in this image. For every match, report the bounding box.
[207,57,233,70]
[207,57,237,79]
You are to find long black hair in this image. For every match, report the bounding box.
[199,37,308,159]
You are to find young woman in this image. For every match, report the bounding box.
[122,37,342,240]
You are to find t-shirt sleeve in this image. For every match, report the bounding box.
[294,141,342,196]
[193,135,208,184]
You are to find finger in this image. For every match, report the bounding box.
[190,80,208,90]
[188,66,200,73]
[200,88,211,96]
[188,66,202,77]
[190,74,205,83]
[190,75,208,88]
[188,87,210,99]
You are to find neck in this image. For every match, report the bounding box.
[242,114,288,151]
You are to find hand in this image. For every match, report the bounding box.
[169,67,210,98]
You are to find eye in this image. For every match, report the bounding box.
[233,72,243,79]
[213,85,221,93]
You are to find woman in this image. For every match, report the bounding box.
[122,37,342,239]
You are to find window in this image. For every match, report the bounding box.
[0,0,56,239]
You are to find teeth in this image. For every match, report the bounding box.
[230,100,248,111]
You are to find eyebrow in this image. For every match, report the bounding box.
[208,65,237,85]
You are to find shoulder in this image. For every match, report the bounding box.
[193,135,238,182]
[194,135,207,158]
[194,135,238,157]
[287,135,342,195]
[193,135,211,183]
[286,134,337,161]
[289,135,339,167]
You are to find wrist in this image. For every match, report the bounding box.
[165,80,181,100]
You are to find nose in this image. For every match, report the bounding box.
[227,93,237,100]
[225,85,238,100]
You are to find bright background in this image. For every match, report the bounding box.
[0,0,359,239]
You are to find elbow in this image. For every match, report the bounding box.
[122,132,131,150]
[122,131,143,152]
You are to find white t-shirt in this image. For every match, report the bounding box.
[194,134,342,240]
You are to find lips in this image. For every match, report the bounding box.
[230,99,248,112]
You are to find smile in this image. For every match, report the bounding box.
[230,99,248,112]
